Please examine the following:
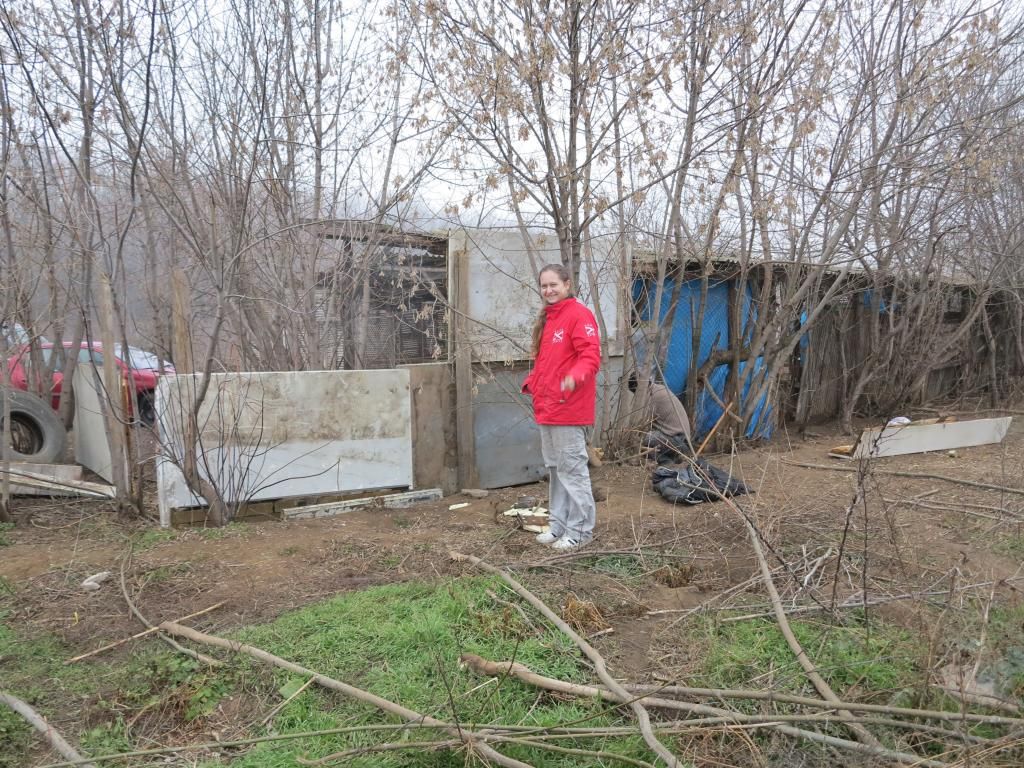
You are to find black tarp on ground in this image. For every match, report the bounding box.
[651,459,749,505]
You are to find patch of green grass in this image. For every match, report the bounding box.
[197,522,248,540]
[134,528,177,551]
[144,562,193,584]
[0,521,14,546]
[571,553,663,582]
[987,603,1024,698]
[993,534,1024,558]
[0,611,108,767]
[0,609,242,767]
[692,613,921,698]
[198,577,646,767]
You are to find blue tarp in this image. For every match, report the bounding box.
[634,277,773,439]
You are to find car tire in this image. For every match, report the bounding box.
[137,391,156,426]
[0,386,68,464]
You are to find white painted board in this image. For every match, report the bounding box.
[853,417,1012,459]
[73,365,127,483]
[454,228,622,363]
[156,370,413,526]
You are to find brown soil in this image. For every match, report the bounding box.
[4,412,1024,761]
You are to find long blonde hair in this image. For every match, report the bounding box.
[530,263,574,357]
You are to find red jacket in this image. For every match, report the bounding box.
[522,297,602,425]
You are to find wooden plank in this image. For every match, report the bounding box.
[449,232,479,489]
[852,417,1012,459]
[281,488,442,520]
[402,363,458,494]
[3,463,83,496]
[0,467,116,498]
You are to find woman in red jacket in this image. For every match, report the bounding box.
[521,263,601,550]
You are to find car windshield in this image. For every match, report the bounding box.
[113,344,165,370]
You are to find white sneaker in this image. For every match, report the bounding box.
[535,531,559,545]
[552,536,582,551]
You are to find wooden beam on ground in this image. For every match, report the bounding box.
[0,467,116,499]
[281,488,442,520]
[3,463,82,496]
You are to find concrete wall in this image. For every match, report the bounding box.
[155,369,413,525]
[452,228,624,364]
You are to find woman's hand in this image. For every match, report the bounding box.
[560,375,576,392]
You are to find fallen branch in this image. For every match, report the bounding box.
[719,577,1024,624]
[118,551,222,667]
[159,621,533,768]
[618,683,1024,726]
[36,724,643,765]
[883,496,1024,523]
[781,459,1024,497]
[1,691,97,768]
[450,551,684,768]
[725,498,885,750]
[459,655,961,765]
[303,733,660,768]
[936,685,1020,715]
[65,602,225,665]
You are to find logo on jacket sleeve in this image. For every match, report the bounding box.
[552,329,565,343]
[584,323,596,337]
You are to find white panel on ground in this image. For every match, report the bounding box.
[73,365,125,483]
[155,370,413,526]
[456,229,622,363]
[853,417,1013,459]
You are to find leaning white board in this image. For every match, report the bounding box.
[853,417,1012,459]
[73,365,128,484]
[155,369,413,526]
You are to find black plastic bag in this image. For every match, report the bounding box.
[651,459,749,505]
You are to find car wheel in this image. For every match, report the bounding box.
[0,386,68,464]
[137,391,156,426]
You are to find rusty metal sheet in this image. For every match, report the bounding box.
[472,358,624,489]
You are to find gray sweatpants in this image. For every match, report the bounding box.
[539,425,596,543]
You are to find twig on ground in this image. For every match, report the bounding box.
[458,654,962,765]
[64,602,225,665]
[1,691,97,768]
[33,724,689,768]
[523,532,710,568]
[450,551,685,768]
[118,547,222,667]
[725,498,885,750]
[883,496,1024,522]
[782,459,1024,497]
[486,588,540,634]
[159,621,534,768]
[260,676,316,728]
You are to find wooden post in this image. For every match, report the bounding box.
[449,232,478,489]
[1,385,11,523]
[97,276,129,497]
[171,268,194,375]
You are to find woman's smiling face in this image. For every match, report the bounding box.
[539,269,571,304]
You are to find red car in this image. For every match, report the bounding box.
[5,342,169,423]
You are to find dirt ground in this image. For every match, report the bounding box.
[3,411,1024,761]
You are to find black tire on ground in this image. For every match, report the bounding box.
[0,386,68,464]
